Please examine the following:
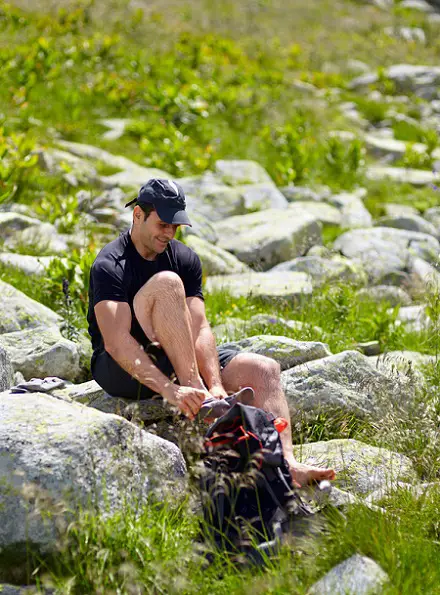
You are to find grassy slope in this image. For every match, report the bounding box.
[1,0,440,592]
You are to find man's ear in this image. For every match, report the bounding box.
[133,205,143,221]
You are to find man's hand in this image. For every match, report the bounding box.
[208,384,229,400]
[162,384,206,420]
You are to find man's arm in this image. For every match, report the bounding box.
[186,296,228,398]
[95,300,205,418]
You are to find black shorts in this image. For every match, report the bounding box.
[92,343,239,400]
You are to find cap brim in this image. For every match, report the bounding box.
[156,206,192,227]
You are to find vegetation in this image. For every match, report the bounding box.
[1,0,440,592]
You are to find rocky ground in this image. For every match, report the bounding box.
[2,0,440,592]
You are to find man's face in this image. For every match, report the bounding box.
[138,208,179,256]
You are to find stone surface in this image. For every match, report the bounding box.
[409,256,440,290]
[0,253,56,277]
[0,213,68,254]
[366,165,440,186]
[213,314,323,341]
[280,185,332,203]
[294,438,418,496]
[219,335,331,370]
[308,554,389,594]
[236,182,288,211]
[215,208,322,270]
[0,327,81,382]
[178,172,244,221]
[205,271,313,300]
[0,280,61,334]
[349,64,440,95]
[369,350,436,374]
[0,391,186,557]
[384,203,419,218]
[327,192,372,229]
[395,305,431,332]
[423,206,440,235]
[282,350,415,419]
[356,285,412,306]
[214,159,273,186]
[288,201,342,226]
[0,346,14,392]
[270,255,367,287]
[184,235,250,276]
[364,132,438,162]
[375,214,438,238]
[333,227,440,284]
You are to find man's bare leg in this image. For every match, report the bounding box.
[133,271,207,391]
[220,352,336,488]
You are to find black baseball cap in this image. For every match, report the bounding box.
[125,178,192,226]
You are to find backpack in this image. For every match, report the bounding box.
[199,402,312,563]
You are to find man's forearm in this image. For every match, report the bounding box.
[194,325,223,389]
[106,333,173,397]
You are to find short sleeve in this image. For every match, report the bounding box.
[178,246,204,300]
[91,259,128,306]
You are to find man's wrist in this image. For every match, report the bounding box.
[160,382,178,404]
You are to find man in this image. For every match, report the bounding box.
[87,178,335,488]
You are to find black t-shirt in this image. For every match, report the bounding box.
[87,230,204,363]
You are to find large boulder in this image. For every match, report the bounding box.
[184,235,250,276]
[214,159,273,186]
[327,192,372,229]
[215,208,322,270]
[0,327,81,382]
[0,213,68,254]
[288,201,342,226]
[333,227,440,284]
[375,214,438,238]
[0,346,13,391]
[270,255,367,287]
[205,271,313,300]
[219,336,331,370]
[0,391,186,560]
[309,554,390,595]
[235,183,288,211]
[179,172,244,221]
[293,439,418,495]
[0,254,55,277]
[356,285,412,306]
[366,165,440,186]
[282,350,415,418]
[0,280,61,334]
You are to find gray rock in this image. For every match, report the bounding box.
[215,159,273,186]
[423,206,440,234]
[384,26,426,44]
[308,554,389,594]
[0,253,56,276]
[395,305,431,332]
[350,64,440,95]
[179,202,219,244]
[307,245,332,258]
[0,327,81,382]
[0,280,61,333]
[410,256,440,290]
[99,118,134,140]
[178,172,244,221]
[328,192,372,229]
[369,350,435,374]
[213,314,323,342]
[365,481,440,505]
[235,182,288,211]
[0,391,186,557]
[282,350,415,419]
[280,185,332,203]
[39,148,98,185]
[0,345,13,391]
[384,203,419,218]
[215,208,322,270]
[356,285,412,306]
[270,255,367,287]
[288,201,341,226]
[219,335,331,370]
[375,214,438,238]
[333,227,440,284]
[364,133,435,162]
[400,0,435,11]
[0,213,68,254]
[294,438,417,496]
[205,271,313,300]
[184,235,250,275]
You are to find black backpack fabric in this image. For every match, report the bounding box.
[200,402,310,560]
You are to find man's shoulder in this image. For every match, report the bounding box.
[93,231,130,271]
[169,239,200,262]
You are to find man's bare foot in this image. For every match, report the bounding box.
[288,461,336,488]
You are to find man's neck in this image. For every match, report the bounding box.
[129,229,157,261]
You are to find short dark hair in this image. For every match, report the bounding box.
[139,203,156,221]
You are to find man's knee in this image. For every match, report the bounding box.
[233,353,281,385]
[134,271,184,305]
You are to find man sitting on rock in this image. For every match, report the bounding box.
[87,178,335,487]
